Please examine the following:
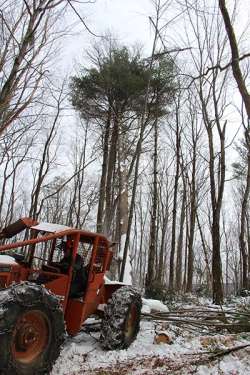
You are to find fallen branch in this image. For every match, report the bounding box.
[208,343,250,360]
[142,305,250,334]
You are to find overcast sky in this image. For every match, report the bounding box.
[59,0,249,75]
[60,0,154,73]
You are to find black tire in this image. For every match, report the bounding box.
[0,282,65,375]
[100,286,142,350]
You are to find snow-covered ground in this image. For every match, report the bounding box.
[52,298,250,375]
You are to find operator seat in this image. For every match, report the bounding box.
[69,264,89,298]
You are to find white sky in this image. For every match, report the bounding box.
[59,0,249,76]
[60,0,154,73]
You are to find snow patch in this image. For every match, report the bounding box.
[31,222,70,233]
[141,303,151,314]
[104,275,125,285]
[0,255,18,265]
[142,298,169,313]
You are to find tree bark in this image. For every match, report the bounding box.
[145,114,158,295]
[239,131,250,289]
[219,0,250,119]
[169,107,181,291]
[96,109,111,232]
[186,142,197,292]
[175,181,186,291]
[104,113,119,236]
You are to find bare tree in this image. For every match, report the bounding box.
[28,83,66,219]
[66,119,98,229]
[169,92,182,291]
[219,0,250,289]
[0,0,71,135]
[183,0,230,303]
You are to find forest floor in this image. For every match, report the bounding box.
[51,296,250,375]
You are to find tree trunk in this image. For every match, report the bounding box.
[219,0,250,289]
[212,212,224,304]
[169,109,181,291]
[175,184,186,291]
[186,144,197,292]
[96,109,111,232]
[239,130,250,289]
[145,117,158,296]
[219,0,250,119]
[197,213,212,290]
[104,113,119,236]
[157,185,169,286]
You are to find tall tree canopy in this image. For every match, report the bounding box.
[70,46,176,122]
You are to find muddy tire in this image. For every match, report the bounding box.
[100,286,142,350]
[0,282,65,375]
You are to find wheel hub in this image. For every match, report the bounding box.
[11,311,49,364]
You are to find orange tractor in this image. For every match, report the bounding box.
[0,218,142,375]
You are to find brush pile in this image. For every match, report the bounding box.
[142,302,250,334]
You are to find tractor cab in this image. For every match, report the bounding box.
[0,218,113,334]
